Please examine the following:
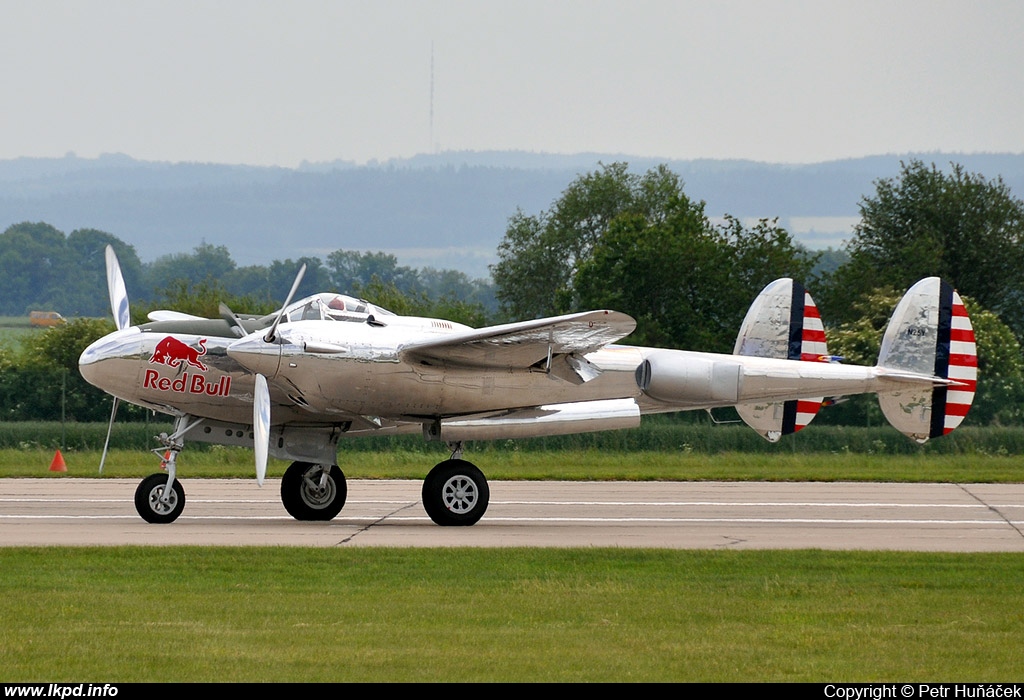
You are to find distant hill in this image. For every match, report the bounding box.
[2,151,1022,279]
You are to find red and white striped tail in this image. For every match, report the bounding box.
[935,290,977,436]
[877,278,977,443]
[799,295,829,362]
[734,279,828,442]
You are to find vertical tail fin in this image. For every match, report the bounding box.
[733,278,829,442]
[877,277,977,442]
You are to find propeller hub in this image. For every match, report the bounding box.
[227,333,284,379]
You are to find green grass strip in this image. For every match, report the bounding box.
[6,447,1024,483]
[6,421,1024,455]
[0,547,1021,682]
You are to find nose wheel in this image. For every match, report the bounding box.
[134,473,186,524]
[132,414,198,523]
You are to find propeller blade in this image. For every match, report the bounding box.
[99,397,119,474]
[104,245,130,331]
[264,263,307,342]
[219,302,246,337]
[253,373,270,486]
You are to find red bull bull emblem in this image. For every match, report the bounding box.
[151,336,209,370]
[144,337,231,397]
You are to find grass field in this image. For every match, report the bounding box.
[6,446,1024,484]
[1,547,1022,682]
[0,318,36,349]
[0,316,34,329]
[3,423,1023,682]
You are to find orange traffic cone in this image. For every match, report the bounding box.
[49,449,67,473]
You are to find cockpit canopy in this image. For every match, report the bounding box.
[284,293,395,323]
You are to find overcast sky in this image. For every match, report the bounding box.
[2,1,1022,167]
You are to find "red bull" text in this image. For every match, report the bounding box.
[142,370,231,397]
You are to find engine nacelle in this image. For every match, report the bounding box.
[635,351,741,405]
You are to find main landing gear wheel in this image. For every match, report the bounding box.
[134,473,186,524]
[422,459,489,526]
[281,461,347,521]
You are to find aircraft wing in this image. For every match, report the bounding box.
[398,310,636,370]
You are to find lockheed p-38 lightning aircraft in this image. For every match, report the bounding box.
[79,246,977,526]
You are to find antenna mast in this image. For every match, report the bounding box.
[429,41,435,153]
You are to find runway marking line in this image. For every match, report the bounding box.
[0,514,1020,526]
[6,497,1024,507]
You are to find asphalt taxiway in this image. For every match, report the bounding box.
[1,478,1023,550]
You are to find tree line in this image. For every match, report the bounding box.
[490,160,1024,427]
[0,227,498,422]
[0,224,497,322]
[2,158,1023,427]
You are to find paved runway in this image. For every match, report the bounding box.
[2,478,1023,550]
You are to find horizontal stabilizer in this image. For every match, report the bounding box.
[876,277,977,442]
[733,278,828,441]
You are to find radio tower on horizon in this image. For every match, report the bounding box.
[429,41,435,154]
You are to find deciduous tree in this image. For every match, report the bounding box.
[492,163,686,319]
[493,163,815,351]
[823,160,1024,338]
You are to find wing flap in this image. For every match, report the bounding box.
[398,310,636,370]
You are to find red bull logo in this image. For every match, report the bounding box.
[145,336,231,397]
[150,336,209,371]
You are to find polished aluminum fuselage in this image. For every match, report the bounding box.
[80,312,919,438]
[227,317,650,419]
[79,327,282,424]
[79,319,649,426]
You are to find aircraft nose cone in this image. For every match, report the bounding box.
[78,328,144,392]
[227,333,282,378]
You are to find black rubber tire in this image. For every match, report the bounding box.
[134,473,186,524]
[422,459,489,526]
[280,461,347,521]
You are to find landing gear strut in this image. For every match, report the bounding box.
[280,461,347,521]
[133,415,201,524]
